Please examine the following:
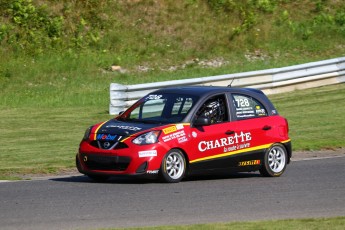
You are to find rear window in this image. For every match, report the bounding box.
[232,94,268,119]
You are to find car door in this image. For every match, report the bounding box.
[188,92,275,171]
[226,93,278,166]
[187,93,236,170]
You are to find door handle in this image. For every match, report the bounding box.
[262,125,271,131]
[225,130,235,135]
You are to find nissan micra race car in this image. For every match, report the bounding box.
[77,86,291,183]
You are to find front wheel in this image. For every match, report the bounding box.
[160,149,186,183]
[260,143,287,177]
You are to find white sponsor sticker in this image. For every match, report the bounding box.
[178,136,188,143]
[176,124,184,130]
[139,150,157,158]
[147,170,159,174]
[106,125,142,131]
[162,130,186,142]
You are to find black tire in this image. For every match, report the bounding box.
[260,143,287,177]
[160,149,186,183]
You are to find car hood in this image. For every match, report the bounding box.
[93,119,162,137]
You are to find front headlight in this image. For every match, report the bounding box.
[132,131,160,145]
[83,127,92,140]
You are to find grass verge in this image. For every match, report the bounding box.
[106,217,345,230]
[269,84,345,150]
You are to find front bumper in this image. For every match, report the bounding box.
[77,140,167,176]
[80,154,131,171]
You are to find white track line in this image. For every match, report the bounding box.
[291,155,344,161]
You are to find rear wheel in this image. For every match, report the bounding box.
[260,143,287,177]
[160,149,186,183]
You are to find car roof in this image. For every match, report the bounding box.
[150,85,278,121]
[152,86,265,97]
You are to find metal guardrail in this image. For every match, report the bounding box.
[109,57,345,115]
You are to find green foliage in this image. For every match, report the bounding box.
[0,0,344,57]
[335,9,345,26]
[0,24,10,42]
[206,0,345,42]
[251,0,277,13]
[207,0,236,12]
[0,0,64,54]
[207,0,276,13]
[0,0,115,55]
[231,9,257,40]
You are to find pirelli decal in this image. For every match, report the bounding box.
[162,126,177,134]
[239,160,261,166]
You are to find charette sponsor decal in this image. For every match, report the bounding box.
[191,139,291,164]
[198,131,252,152]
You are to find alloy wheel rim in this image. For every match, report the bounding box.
[268,146,286,173]
[166,152,184,179]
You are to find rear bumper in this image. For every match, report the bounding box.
[283,141,292,164]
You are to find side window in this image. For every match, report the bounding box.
[171,97,194,115]
[195,94,229,124]
[232,94,268,119]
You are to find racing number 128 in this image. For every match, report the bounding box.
[235,98,250,107]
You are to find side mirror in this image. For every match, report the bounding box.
[194,116,211,126]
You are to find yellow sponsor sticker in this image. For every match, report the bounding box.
[163,126,177,134]
[238,160,261,166]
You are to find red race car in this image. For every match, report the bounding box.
[76,86,291,183]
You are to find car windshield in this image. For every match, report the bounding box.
[117,93,199,124]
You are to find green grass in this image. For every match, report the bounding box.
[0,84,344,179]
[1,52,342,109]
[270,84,345,150]
[0,106,110,179]
[104,217,345,230]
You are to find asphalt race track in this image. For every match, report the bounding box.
[1,156,344,230]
